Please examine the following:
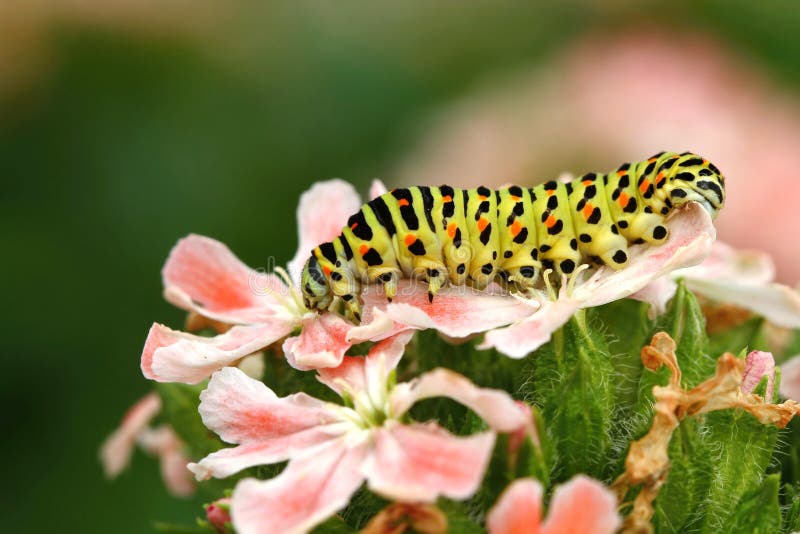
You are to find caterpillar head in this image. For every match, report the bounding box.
[664,153,725,219]
[300,255,333,312]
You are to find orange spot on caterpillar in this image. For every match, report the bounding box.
[359,244,369,256]
[545,215,557,228]
[656,172,666,185]
[350,223,358,230]
[404,234,416,246]
[582,180,593,186]
[639,180,650,193]
[477,218,489,232]
[616,170,627,177]
[546,189,556,196]
[510,195,521,201]
[398,198,410,207]
[322,266,332,276]
[618,192,629,208]
[442,195,453,203]
[648,157,657,162]
[582,202,594,219]
[510,220,522,237]
[478,195,488,201]
[447,222,458,238]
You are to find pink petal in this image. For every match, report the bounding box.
[190,428,346,480]
[360,280,539,339]
[370,179,389,199]
[346,307,414,344]
[198,367,339,443]
[99,393,162,478]
[317,332,414,397]
[315,356,368,397]
[365,422,495,502]
[141,322,294,384]
[680,240,775,285]
[630,277,678,317]
[190,367,347,479]
[287,180,364,284]
[779,355,800,401]
[742,350,776,400]
[231,438,369,534]
[575,202,715,308]
[684,279,800,328]
[138,426,195,497]
[540,475,621,534]
[162,234,283,324]
[282,313,352,370]
[487,478,543,534]
[478,297,581,358]
[390,368,527,432]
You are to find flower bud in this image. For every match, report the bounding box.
[742,350,775,401]
[205,498,232,534]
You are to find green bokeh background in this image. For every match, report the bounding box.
[3,2,799,532]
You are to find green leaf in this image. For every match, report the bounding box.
[651,419,714,534]
[595,298,654,412]
[339,488,388,530]
[720,474,782,534]
[708,317,765,359]
[261,354,342,403]
[594,298,653,478]
[408,329,528,393]
[524,406,555,488]
[654,281,714,389]
[778,418,800,489]
[631,283,713,440]
[311,515,356,533]
[437,500,484,533]
[521,309,615,481]
[696,408,779,533]
[625,284,715,532]
[782,483,800,533]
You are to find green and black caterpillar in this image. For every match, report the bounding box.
[301,151,725,322]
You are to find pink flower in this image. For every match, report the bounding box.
[99,393,195,497]
[487,476,621,534]
[634,241,800,328]
[141,180,375,383]
[742,350,776,401]
[188,332,528,534]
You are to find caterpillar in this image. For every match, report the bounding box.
[301,151,725,322]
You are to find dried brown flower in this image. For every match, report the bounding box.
[613,332,799,533]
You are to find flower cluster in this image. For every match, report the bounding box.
[103,178,800,533]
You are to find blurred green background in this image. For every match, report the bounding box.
[3,1,799,532]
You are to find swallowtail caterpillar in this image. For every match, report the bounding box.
[301,151,725,322]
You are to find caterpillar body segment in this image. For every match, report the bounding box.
[300,151,725,322]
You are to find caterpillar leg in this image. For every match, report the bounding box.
[425,267,448,302]
[622,212,670,247]
[367,267,401,303]
[506,265,540,291]
[411,258,448,302]
[329,271,363,323]
[597,242,630,269]
[341,294,363,323]
[639,221,669,244]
